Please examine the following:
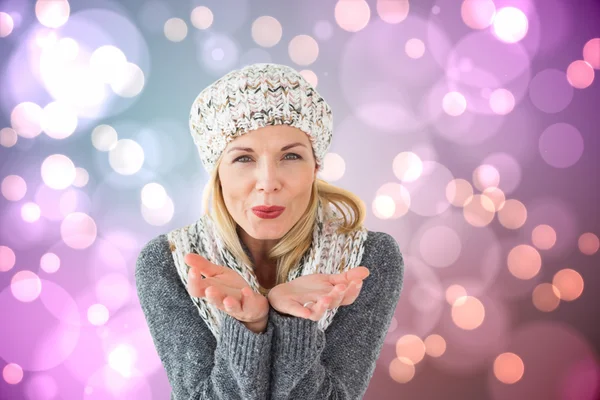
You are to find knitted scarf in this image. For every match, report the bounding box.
[166,198,368,338]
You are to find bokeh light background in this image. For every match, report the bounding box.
[1,0,599,399]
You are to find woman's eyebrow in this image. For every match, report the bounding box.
[226,142,307,154]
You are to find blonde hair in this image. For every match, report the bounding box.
[202,157,366,296]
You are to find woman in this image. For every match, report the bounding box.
[135,63,405,400]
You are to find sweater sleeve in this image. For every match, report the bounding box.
[135,234,274,400]
[267,231,405,400]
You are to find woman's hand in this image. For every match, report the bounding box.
[184,253,269,324]
[267,266,370,321]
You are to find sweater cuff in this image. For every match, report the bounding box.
[219,313,274,375]
[269,307,325,363]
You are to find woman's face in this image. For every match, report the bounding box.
[217,125,317,240]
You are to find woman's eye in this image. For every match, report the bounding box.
[284,153,302,160]
[234,155,252,163]
[234,153,302,163]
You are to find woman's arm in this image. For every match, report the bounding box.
[268,231,405,399]
[135,234,273,400]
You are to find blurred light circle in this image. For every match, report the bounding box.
[393,152,423,182]
[373,195,396,219]
[375,183,411,219]
[424,334,446,357]
[73,167,90,188]
[552,269,584,301]
[461,0,495,30]
[35,0,70,29]
[419,225,462,268]
[88,304,110,326]
[566,60,595,89]
[89,45,128,84]
[463,194,495,227]
[489,88,515,115]
[1,175,27,202]
[473,164,500,191]
[376,0,409,24]
[497,198,527,229]
[60,212,97,249]
[318,153,346,182]
[95,273,132,311]
[532,282,561,312]
[22,202,42,222]
[389,357,415,383]
[446,178,473,207]
[141,196,175,226]
[582,38,600,69]
[3,363,23,384]
[0,12,14,37]
[0,127,18,147]
[164,17,188,42]
[492,7,528,43]
[56,37,79,61]
[578,233,599,255]
[41,154,76,190]
[314,20,333,40]
[451,295,484,330]
[288,34,319,66]
[11,270,42,302]
[507,244,541,280]
[402,161,453,217]
[91,124,118,151]
[251,16,282,48]
[0,245,16,272]
[335,0,371,33]
[40,252,61,274]
[539,123,584,168]
[531,224,557,250]
[191,6,214,30]
[109,62,145,98]
[493,352,524,384]
[11,102,43,138]
[481,153,522,195]
[405,38,425,59]
[299,69,318,87]
[24,373,58,400]
[141,182,168,209]
[395,334,426,364]
[41,101,78,139]
[442,91,467,116]
[529,69,574,113]
[200,33,239,74]
[108,139,145,175]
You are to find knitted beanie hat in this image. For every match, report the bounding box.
[189,63,334,174]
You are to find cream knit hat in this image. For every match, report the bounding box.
[189,63,334,174]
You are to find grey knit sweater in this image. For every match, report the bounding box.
[135,230,404,400]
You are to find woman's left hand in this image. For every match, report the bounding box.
[267,266,369,321]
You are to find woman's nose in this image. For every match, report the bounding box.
[255,160,281,192]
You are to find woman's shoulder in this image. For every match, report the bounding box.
[360,230,404,281]
[135,234,173,277]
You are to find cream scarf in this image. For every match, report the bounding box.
[166,199,368,338]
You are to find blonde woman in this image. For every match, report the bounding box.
[135,63,404,400]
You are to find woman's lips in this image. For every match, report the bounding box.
[252,209,284,219]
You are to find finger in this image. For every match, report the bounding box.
[184,253,222,277]
[223,295,241,314]
[327,266,370,286]
[340,280,363,306]
[205,286,227,307]
[311,295,332,321]
[327,284,348,309]
[187,276,225,298]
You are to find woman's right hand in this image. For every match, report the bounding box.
[184,253,270,325]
